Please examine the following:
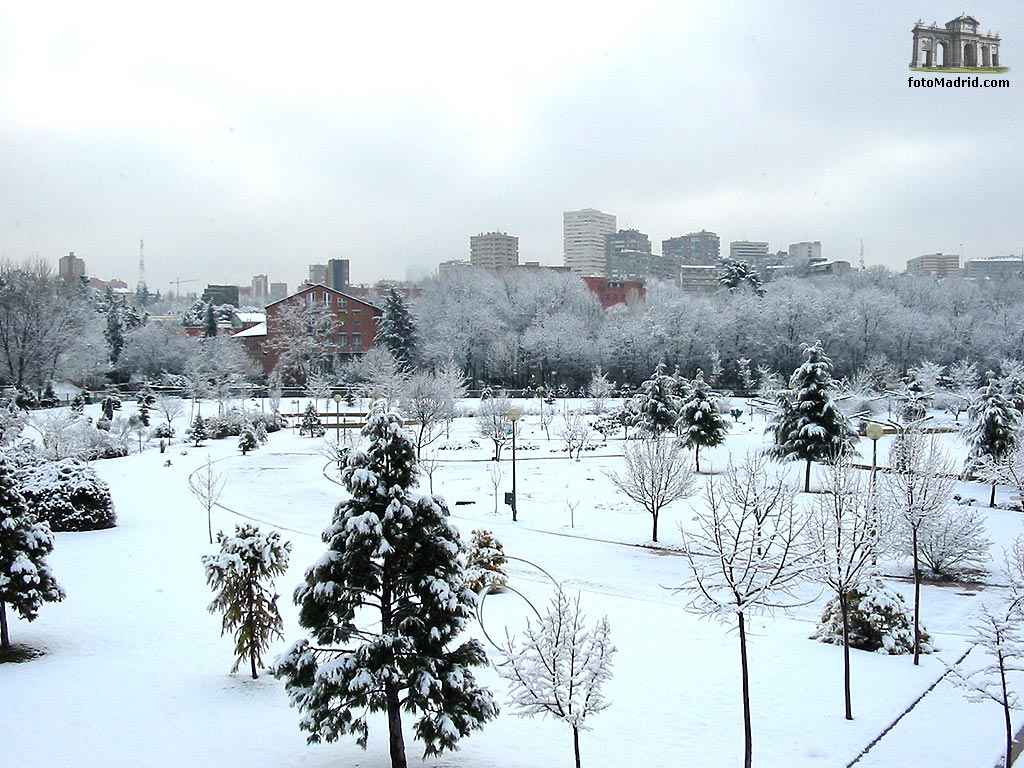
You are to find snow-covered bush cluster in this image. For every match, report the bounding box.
[206,408,282,440]
[19,459,117,532]
[812,573,931,655]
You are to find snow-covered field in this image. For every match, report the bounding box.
[4,398,1022,768]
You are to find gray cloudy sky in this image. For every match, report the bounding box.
[1,1,1021,292]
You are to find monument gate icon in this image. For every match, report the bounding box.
[911,15,1001,69]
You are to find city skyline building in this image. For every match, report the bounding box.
[563,208,616,275]
[662,231,720,265]
[470,232,519,269]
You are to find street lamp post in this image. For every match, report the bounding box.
[507,407,522,522]
[333,392,343,433]
[865,422,884,487]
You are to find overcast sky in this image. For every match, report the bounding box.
[1,1,1021,292]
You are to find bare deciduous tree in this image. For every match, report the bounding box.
[498,587,615,768]
[678,452,812,768]
[477,394,513,462]
[188,456,226,544]
[882,430,956,665]
[559,408,590,461]
[808,459,888,720]
[606,438,695,543]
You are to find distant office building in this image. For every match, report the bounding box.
[808,260,852,278]
[327,259,350,292]
[251,274,268,304]
[906,253,961,277]
[729,241,770,262]
[605,228,652,257]
[470,232,519,269]
[269,282,288,302]
[788,241,823,263]
[438,260,473,279]
[564,208,616,275]
[662,231,720,265]
[59,251,86,284]
[606,252,680,283]
[308,264,327,285]
[964,256,1024,280]
[678,265,720,293]
[202,284,240,307]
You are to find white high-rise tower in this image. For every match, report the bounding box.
[563,208,616,275]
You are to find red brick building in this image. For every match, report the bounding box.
[241,284,382,375]
[581,276,645,308]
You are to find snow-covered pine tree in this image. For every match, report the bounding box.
[203,302,217,338]
[298,402,325,438]
[964,382,1022,507]
[768,341,856,493]
[377,286,418,366]
[677,370,729,473]
[39,381,60,409]
[498,587,615,768]
[629,363,684,437]
[135,382,155,427]
[69,391,88,414]
[465,529,508,593]
[190,414,208,446]
[718,259,765,296]
[202,523,290,679]
[0,453,65,649]
[238,428,258,455]
[274,408,498,768]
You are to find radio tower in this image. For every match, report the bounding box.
[858,238,865,271]
[137,238,147,293]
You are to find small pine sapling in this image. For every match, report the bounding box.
[238,428,259,456]
[190,414,208,447]
[202,524,291,679]
[136,382,156,427]
[465,529,508,593]
[298,401,325,438]
[0,454,65,650]
[498,587,615,768]
[677,369,729,473]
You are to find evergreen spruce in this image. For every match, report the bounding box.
[0,454,65,649]
[965,382,1022,507]
[630,363,685,436]
[274,408,498,768]
[136,383,155,427]
[39,382,60,409]
[203,302,217,338]
[465,529,508,593]
[677,370,729,472]
[69,391,88,414]
[377,286,418,366]
[298,402,325,437]
[238,428,259,455]
[202,524,290,678]
[718,260,765,296]
[190,414,208,446]
[769,341,856,492]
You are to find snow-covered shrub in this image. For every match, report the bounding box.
[912,506,992,579]
[81,424,131,460]
[238,428,258,455]
[812,573,931,655]
[19,459,117,531]
[465,529,508,593]
[151,423,175,439]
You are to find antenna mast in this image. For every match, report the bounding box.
[137,238,147,292]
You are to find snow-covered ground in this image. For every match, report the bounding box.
[4,398,1021,768]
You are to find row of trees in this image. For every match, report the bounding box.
[409,266,1024,389]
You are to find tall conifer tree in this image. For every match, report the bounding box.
[275,409,497,768]
[769,341,855,492]
[377,287,418,366]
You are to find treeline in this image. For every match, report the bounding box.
[412,266,1024,389]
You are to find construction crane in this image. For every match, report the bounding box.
[170,277,198,298]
